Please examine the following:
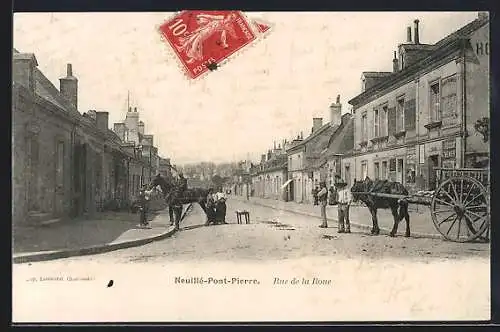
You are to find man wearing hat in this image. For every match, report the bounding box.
[318,181,329,228]
[335,175,352,233]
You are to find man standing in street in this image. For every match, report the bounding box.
[335,177,352,233]
[318,181,328,228]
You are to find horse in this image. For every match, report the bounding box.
[149,174,210,229]
[350,177,411,237]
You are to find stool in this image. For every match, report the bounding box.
[236,210,250,224]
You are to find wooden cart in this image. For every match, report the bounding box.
[356,167,490,243]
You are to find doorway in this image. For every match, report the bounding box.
[289,179,294,202]
[428,155,440,190]
[396,158,404,184]
[73,143,87,216]
[344,165,351,187]
[27,135,40,211]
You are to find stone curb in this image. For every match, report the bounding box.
[13,204,194,264]
[240,198,444,240]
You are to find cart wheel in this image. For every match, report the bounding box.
[431,176,490,242]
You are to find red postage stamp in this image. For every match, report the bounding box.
[159,10,259,79]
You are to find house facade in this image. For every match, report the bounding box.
[251,147,288,200]
[285,96,348,203]
[12,49,161,226]
[343,14,490,192]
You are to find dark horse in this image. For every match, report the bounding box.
[351,177,411,237]
[149,174,210,229]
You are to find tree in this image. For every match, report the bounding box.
[211,175,225,188]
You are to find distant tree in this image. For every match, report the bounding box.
[211,175,225,188]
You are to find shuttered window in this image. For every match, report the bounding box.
[441,75,457,126]
[404,99,416,130]
[361,114,368,141]
[388,106,396,136]
[381,106,388,136]
[396,98,405,132]
[374,109,379,137]
[430,82,441,122]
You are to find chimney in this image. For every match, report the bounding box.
[406,26,412,43]
[330,95,342,126]
[59,63,78,109]
[392,51,399,73]
[96,111,109,132]
[414,19,420,44]
[13,53,38,93]
[312,118,323,133]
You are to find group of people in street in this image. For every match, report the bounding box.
[317,175,353,233]
[205,188,227,225]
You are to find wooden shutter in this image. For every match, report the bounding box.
[388,107,396,135]
[404,99,416,130]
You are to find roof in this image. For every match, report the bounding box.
[362,72,393,78]
[308,115,354,170]
[287,122,337,153]
[349,15,489,107]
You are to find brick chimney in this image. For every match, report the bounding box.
[312,118,323,133]
[96,111,109,132]
[392,51,399,73]
[406,26,412,43]
[59,63,78,109]
[330,95,342,126]
[13,52,38,93]
[414,19,420,44]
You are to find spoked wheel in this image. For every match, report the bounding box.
[431,176,490,242]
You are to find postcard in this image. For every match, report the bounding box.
[12,11,490,323]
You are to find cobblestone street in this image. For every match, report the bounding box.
[13,198,490,321]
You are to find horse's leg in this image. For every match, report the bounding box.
[389,205,400,237]
[174,205,182,230]
[369,207,379,235]
[403,205,411,238]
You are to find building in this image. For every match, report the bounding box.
[285,96,349,203]
[12,50,150,226]
[113,107,159,184]
[344,13,489,192]
[158,156,172,178]
[251,143,288,200]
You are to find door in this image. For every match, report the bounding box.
[396,158,404,184]
[27,135,40,211]
[73,143,87,216]
[428,155,439,190]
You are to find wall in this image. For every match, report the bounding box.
[465,22,490,162]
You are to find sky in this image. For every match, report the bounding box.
[13,11,479,165]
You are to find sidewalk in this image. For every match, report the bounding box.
[12,205,191,264]
[230,195,442,238]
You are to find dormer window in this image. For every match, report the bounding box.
[361,78,366,92]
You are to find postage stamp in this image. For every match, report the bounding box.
[158,10,259,79]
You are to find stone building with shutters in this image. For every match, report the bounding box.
[285,96,351,203]
[343,13,489,192]
[12,48,155,227]
[251,144,288,201]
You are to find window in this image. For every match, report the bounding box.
[381,161,388,180]
[374,162,380,180]
[374,109,380,137]
[397,158,404,184]
[361,161,368,180]
[55,141,64,188]
[441,75,457,126]
[396,98,405,132]
[361,114,368,141]
[382,106,388,136]
[389,158,397,181]
[430,81,441,122]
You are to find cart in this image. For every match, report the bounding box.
[430,167,490,243]
[356,167,490,243]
